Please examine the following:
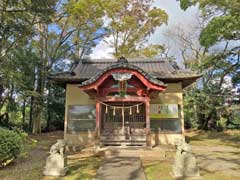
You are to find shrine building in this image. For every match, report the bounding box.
[52,57,201,147]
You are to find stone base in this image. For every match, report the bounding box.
[43,154,68,176]
[171,173,204,180]
[43,167,68,176]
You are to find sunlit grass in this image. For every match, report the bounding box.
[43,156,102,180]
[186,130,240,148]
[142,160,173,180]
[142,130,240,180]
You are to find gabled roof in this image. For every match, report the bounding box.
[51,57,201,88]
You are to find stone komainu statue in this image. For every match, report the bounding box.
[172,138,200,179]
[43,139,68,176]
[50,139,66,156]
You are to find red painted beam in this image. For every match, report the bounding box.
[98,87,147,97]
[97,96,149,102]
[78,68,166,92]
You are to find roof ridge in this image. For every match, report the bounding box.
[81,58,170,64]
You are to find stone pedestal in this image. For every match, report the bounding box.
[43,154,68,176]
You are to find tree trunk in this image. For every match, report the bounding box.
[32,96,42,134]
[22,98,26,125]
[46,82,52,132]
[29,96,34,131]
[193,103,198,127]
[32,23,48,134]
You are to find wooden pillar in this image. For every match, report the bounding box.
[95,101,101,147]
[145,98,152,147]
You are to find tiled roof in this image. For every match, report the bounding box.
[51,58,201,88]
[78,61,166,87]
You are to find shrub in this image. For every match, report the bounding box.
[0,128,24,167]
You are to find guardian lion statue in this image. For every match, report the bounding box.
[43,139,68,176]
[172,138,200,179]
[50,139,66,156]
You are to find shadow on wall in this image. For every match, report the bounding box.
[65,131,96,151]
[153,133,185,146]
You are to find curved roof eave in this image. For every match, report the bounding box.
[78,62,167,88]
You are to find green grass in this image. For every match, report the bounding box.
[43,156,102,180]
[186,130,240,148]
[143,160,173,180]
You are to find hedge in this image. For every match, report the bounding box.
[0,128,24,167]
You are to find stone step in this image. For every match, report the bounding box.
[101,134,146,141]
[101,141,146,147]
[95,147,167,159]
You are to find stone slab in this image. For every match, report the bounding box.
[95,157,146,180]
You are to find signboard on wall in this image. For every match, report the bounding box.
[67,105,96,132]
[150,104,179,118]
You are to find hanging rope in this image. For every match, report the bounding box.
[113,106,116,116]
[105,105,108,114]
[98,100,144,109]
[137,104,139,113]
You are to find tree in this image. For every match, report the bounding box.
[64,0,106,59]
[0,0,57,131]
[102,0,168,58]
[177,0,240,130]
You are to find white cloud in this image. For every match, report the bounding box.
[149,0,200,61]
[90,37,114,59]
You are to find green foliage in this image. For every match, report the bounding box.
[180,0,195,10]
[130,44,166,58]
[179,0,240,48]
[0,0,59,133]
[0,128,25,167]
[178,0,240,131]
[102,0,168,57]
[64,0,106,59]
[200,15,240,47]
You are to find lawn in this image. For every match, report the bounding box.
[0,131,102,180]
[143,130,240,180]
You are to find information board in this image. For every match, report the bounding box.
[67,105,96,132]
[150,104,179,119]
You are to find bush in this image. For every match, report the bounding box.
[0,128,24,167]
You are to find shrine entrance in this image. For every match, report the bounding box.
[78,60,167,147]
[100,102,146,146]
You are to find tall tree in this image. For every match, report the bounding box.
[102,0,168,58]
[0,0,56,127]
[177,0,240,130]
[64,0,106,59]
